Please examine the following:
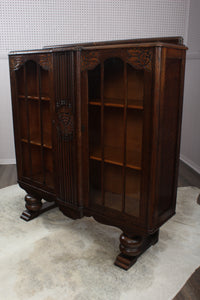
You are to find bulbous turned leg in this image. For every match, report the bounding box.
[21,194,56,221]
[25,194,42,212]
[20,194,42,221]
[115,230,159,270]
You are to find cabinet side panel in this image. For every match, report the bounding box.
[9,56,23,179]
[54,52,77,206]
[156,51,185,224]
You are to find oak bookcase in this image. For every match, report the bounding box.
[9,37,187,270]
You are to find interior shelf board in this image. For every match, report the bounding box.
[88,101,101,106]
[105,103,124,108]
[128,105,143,110]
[89,155,102,162]
[104,159,123,167]
[89,155,141,170]
[126,164,141,171]
[89,98,143,109]
[18,95,50,101]
[21,138,52,149]
[89,155,123,166]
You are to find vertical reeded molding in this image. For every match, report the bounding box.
[54,52,77,205]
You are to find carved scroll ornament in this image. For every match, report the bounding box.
[39,54,52,71]
[10,56,24,71]
[10,54,52,72]
[81,51,100,71]
[127,48,153,71]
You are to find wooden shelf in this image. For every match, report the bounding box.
[104,98,124,106]
[128,104,143,110]
[21,138,52,149]
[88,101,101,106]
[89,145,141,170]
[18,95,51,101]
[89,156,141,171]
[89,98,143,110]
[90,157,141,171]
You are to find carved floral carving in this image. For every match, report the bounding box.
[81,48,153,72]
[81,51,100,71]
[10,54,52,72]
[10,56,24,71]
[39,54,52,70]
[127,48,153,70]
[57,103,74,139]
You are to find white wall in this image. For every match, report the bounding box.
[0,56,16,164]
[180,0,200,174]
[0,0,190,164]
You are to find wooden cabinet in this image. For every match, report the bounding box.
[9,37,187,270]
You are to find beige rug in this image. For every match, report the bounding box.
[0,185,200,300]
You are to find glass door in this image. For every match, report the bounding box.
[88,57,146,219]
[16,59,54,190]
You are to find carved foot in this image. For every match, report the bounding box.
[21,194,57,221]
[115,230,159,270]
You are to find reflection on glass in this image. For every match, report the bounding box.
[125,168,140,217]
[104,164,122,211]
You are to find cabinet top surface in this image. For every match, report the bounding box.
[9,37,187,56]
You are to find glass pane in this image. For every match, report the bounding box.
[26,61,38,97]
[44,148,54,188]
[127,64,144,108]
[40,67,50,98]
[126,110,143,168]
[125,168,141,217]
[104,107,123,164]
[16,66,24,96]
[19,99,28,140]
[104,164,122,211]
[31,145,43,184]
[89,160,102,206]
[88,64,101,103]
[28,101,41,144]
[104,58,124,105]
[21,142,30,177]
[89,105,101,158]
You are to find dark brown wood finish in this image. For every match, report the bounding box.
[9,38,187,270]
[53,52,78,207]
[9,53,57,220]
[43,36,184,50]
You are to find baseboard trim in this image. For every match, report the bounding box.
[0,159,16,165]
[180,155,200,175]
